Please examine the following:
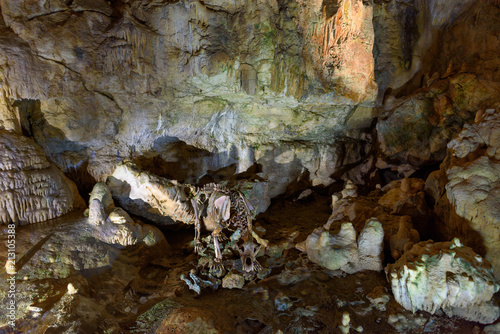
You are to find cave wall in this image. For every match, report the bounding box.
[0,0,498,197]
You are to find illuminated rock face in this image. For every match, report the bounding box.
[87,182,166,247]
[0,130,84,225]
[299,218,384,274]
[435,108,500,279]
[386,239,500,324]
[107,161,197,227]
[0,0,378,194]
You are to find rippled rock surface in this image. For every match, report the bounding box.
[0,130,84,225]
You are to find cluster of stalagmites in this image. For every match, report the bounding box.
[298,178,500,324]
[296,218,384,274]
[0,130,84,225]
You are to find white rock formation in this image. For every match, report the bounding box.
[298,218,384,274]
[0,130,84,225]
[386,238,500,324]
[443,108,500,279]
[87,182,165,247]
[341,180,358,198]
[107,161,196,226]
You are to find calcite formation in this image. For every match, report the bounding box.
[0,130,84,225]
[107,161,197,226]
[298,218,384,274]
[87,182,165,247]
[386,239,500,324]
[436,108,500,279]
[389,216,419,260]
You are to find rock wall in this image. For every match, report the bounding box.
[0,0,380,193]
[434,108,500,279]
[0,0,499,235]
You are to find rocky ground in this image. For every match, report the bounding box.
[1,186,497,333]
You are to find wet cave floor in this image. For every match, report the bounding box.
[0,190,490,333]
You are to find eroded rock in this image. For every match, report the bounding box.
[87,182,166,247]
[435,108,500,279]
[386,238,500,324]
[0,130,84,225]
[298,218,384,274]
[107,161,196,226]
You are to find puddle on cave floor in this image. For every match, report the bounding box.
[0,193,485,334]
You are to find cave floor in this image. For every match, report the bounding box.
[0,192,488,333]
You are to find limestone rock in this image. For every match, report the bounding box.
[300,218,384,274]
[88,181,115,214]
[341,180,358,199]
[222,273,245,290]
[386,239,500,324]
[366,286,390,312]
[436,108,500,279]
[155,307,220,334]
[87,182,166,247]
[378,178,429,234]
[0,0,378,203]
[0,130,84,225]
[376,74,499,169]
[107,161,196,226]
[389,216,419,260]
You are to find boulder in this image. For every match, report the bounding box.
[107,161,196,226]
[386,239,500,324]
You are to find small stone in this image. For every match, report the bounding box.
[257,267,271,280]
[139,296,148,304]
[28,306,43,312]
[274,291,292,311]
[267,245,283,259]
[297,189,313,200]
[67,283,78,295]
[222,273,245,289]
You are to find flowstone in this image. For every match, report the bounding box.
[0,130,84,225]
[386,238,500,324]
[297,218,384,274]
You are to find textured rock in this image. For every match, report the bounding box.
[221,272,245,290]
[376,73,499,171]
[389,216,419,260]
[436,108,500,279]
[0,0,378,199]
[378,178,429,235]
[87,181,166,247]
[366,286,390,312]
[299,218,384,274]
[386,239,500,324]
[0,130,84,225]
[107,161,196,226]
[155,307,220,334]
